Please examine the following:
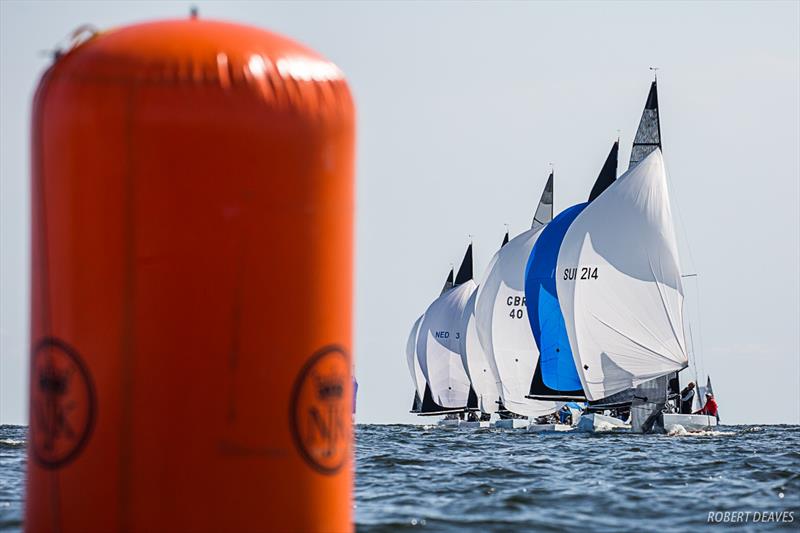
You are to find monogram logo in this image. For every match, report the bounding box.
[30,338,96,469]
[289,345,350,475]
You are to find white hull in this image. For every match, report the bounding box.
[577,413,630,433]
[527,423,573,433]
[458,420,492,429]
[662,413,717,432]
[437,418,460,427]
[494,418,529,429]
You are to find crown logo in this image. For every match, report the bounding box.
[39,362,69,396]
[314,373,344,401]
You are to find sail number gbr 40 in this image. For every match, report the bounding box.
[506,295,526,319]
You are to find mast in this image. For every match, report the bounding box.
[629,77,662,169]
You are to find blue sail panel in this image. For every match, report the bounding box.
[524,203,586,392]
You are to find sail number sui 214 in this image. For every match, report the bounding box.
[563,267,599,281]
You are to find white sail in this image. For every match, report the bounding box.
[474,228,560,418]
[405,315,426,401]
[417,281,477,408]
[460,291,501,414]
[556,149,688,401]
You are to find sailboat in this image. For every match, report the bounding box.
[556,79,715,433]
[416,245,480,425]
[406,268,466,419]
[524,141,619,404]
[473,174,560,429]
[457,232,509,428]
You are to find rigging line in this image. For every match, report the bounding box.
[686,317,701,388]
[663,165,697,273]
[663,163,708,378]
[691,275,708,384]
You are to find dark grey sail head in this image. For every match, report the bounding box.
[588,140,619,202]
[501,231,509,247]
[454,243,473,285]
[629,80,662,169]
[531,171,554,231]
[440,267,454,296]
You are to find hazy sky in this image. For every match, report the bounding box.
[1,1,798,425]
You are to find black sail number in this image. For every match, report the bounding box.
[563,267,598,281]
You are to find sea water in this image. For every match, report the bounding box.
[1,424,798,531]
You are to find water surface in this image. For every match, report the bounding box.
[2,424,798,531]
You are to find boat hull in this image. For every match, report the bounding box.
[494,418,529,429]
[661,413,717,432]
[577,413,630,432]
[437,419,460,427]
[458,420,492,429]
[527,424,572,433]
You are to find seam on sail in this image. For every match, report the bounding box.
[590,313,682,370]
[647,254,685,363]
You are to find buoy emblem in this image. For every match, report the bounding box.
[290,345,350,475]
[30,337,96,469]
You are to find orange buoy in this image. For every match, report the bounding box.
[27,17,355,532]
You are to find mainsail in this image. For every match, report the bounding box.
[525,142,618,401]
[629,80,662,169]
[417,245,477,409]
[474,174,560,418]
[556,149,688,402]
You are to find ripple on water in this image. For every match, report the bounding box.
[0,425,798,532]
[355,424,800,532]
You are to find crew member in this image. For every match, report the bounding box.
[558,405,572,425]
[695,392,719,421]
[680,382,696,414]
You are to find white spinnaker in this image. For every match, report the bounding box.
[474,228,560,418]
[417,281,477,408]
[405,315,426,401]
[460,291,501,414]
[557,149,688,401]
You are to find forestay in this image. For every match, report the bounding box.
[557,149,688,401]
